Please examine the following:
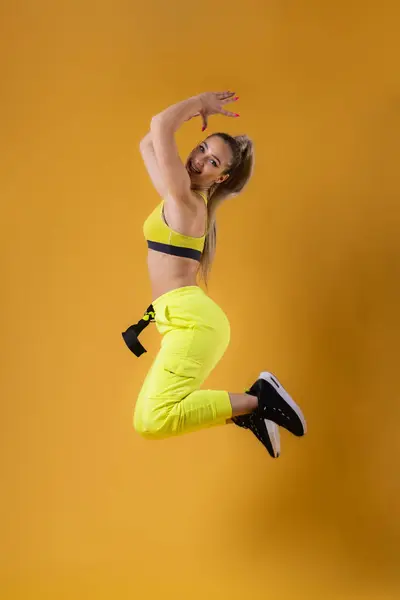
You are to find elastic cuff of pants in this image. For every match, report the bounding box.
[216,391,233,421]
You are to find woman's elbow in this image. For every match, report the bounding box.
[150,114,169,135]
[139,132,152,149]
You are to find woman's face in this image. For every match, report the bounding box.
[186,135,233,188]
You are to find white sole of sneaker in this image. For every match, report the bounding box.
[266,419,281,457]
[259,371,307,435]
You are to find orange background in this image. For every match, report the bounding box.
[1,1,400,598]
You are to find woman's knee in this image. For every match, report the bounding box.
[133,405,158,440]
[133,400,177,440]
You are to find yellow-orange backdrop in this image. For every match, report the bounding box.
[1,1,400,598]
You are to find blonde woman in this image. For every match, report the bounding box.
[122,91,307,458]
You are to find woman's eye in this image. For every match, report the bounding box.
[199,145,205,152]
[211,160,217,167]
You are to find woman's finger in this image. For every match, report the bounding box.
[219,108,240,118]
[217,90,235,99]
[201,111,208,132]
[221,95,239,105]
[184,111,201,122]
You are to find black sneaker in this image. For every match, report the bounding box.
[250,372,307,437]
[232,413,280,458]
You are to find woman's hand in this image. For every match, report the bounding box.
[197,91,239,131]
[184,111,201,122]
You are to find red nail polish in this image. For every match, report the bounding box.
[202,126,206,131]
[234,96,239,101]
[235,113,240,117]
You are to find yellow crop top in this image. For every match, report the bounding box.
[143,191,208,262]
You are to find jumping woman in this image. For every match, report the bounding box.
[122,91,307,458]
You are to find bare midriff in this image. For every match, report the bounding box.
[147,249,200,302]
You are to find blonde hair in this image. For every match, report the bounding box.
[199,133,254,287]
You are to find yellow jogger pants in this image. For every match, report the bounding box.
[134,286,232,439]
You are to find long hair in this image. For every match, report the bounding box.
[199,133,254,287]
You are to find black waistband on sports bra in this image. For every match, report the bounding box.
[147,240,201,262]
[122,305,155,357]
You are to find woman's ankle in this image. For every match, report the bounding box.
[228,393,258,417]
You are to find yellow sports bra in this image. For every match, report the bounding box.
[143,191,208,262]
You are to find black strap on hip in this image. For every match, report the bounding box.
[121,304,155,357]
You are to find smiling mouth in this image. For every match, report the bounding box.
[189,160,201,175]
